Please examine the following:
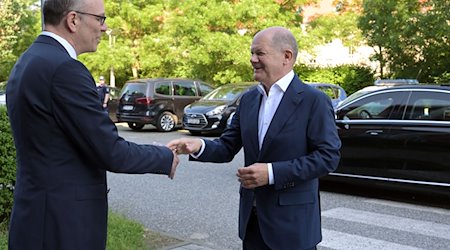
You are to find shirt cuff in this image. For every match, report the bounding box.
[268,163,274,185]
[190,139,205,159]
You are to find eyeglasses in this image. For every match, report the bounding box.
[74,11,106,25]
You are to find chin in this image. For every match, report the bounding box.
[253,73,263,82]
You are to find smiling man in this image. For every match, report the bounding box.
[6,0,179,249]
[168,27,341,250]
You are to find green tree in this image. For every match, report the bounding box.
[305,12,364,55]
[81,0,316,87]
[0,0,39,81]
[358,0,450,82]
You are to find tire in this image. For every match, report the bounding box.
[128,122,145,130]
[156,111,177,132]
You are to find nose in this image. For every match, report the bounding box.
[101,23,108,32]
[250,53,258,63]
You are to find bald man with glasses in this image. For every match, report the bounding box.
[6,0,179,249]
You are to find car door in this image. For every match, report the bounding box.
[398,90,450,187]
[172,80,200,119]
[335,90,409,178]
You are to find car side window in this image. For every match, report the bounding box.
[174,81,196,96]
[406,91,450,121]
[155,81,172,95]
[318,86,338,99]
[338,91,408,120]
[198,83,214,96]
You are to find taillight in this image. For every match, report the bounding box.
[135,97,152,105]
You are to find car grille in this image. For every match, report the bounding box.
[183,113,208,128]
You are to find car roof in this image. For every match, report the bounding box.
[337,84,450,109]
[307,82,342,87]
[374,79,419,86]
[125,78,208,84]
[217,82,258,87]
[370,84,450,91]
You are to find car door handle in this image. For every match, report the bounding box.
[366,130,383,136]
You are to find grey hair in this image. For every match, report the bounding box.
[43,0,84,26]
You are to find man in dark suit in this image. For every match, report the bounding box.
[6,0,179,249]
[168,26,341,250]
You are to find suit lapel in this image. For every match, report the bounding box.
[259,76,305,157]
[244,88,262,154]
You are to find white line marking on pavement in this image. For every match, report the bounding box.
[364,199,450,216]
[322,207,450,240]
[319,229,423,250]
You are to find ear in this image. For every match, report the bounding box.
[284,49,294,64]
[66,11,78,32]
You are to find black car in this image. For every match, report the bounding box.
[116,78,214,132]
[323,84,450,197]
[182,82,257,135]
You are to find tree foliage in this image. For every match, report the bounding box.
[81,0,316,87]
[0,0,39,80]
[358,0,450,83]
[0,106,16,224]
[3,0,448,88]
[295,63,374,94]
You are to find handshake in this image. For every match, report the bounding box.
[164,138,269,189]
[166,138,203,155]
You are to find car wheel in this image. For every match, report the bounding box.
[189,130,201,136]
[156,111,176,132]
[128,122,145,130]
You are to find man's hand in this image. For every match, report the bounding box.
[236,163,269,189]
[167,138,202,155]
[169,149,179,179]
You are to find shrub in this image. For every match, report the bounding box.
[295,64,375,95]
[0,106,16,224]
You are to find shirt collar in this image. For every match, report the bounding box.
[257,70,295,96]
[41,31,77,60]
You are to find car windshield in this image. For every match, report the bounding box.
[338,86,387,108]
[202,85,250,101]
[120,83,147,97]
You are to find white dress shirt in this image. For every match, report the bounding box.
[41,31,77,60]
[257,70,294,185]
[193,70,295,186]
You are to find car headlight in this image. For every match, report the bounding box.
[206,105,226,116]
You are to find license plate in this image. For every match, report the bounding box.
[123,105,134,111]
[187,118,200,124]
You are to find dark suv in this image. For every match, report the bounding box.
[116,78,214,132]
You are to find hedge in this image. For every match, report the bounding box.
[295,64,375,95]
[0,105,15,224]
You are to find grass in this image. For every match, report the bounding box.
[107,211,182,250]
[0,211,182,250]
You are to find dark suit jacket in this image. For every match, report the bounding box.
[195,75,341,249]
[6,35,173,250]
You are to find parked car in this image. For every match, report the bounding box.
[323,84,450,197]
[182,82,257,135]
[307,82,347,109]
[116,78,214,132]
